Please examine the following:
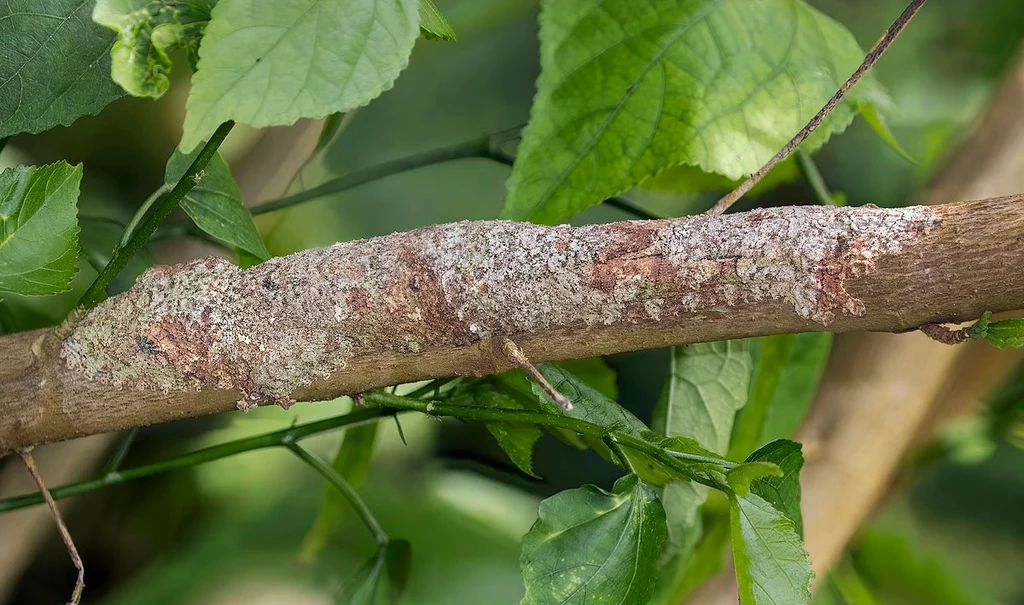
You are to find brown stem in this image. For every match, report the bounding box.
[17,451,84,605]
[500,338,573,411]
[919,322,970,345]
[0,196,1022,454]
[708,0,929,216]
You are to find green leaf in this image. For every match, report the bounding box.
[300,422,379,559]
[651,341,750,587]
[0,0,124,138]
[641,157,799,197]
[534,363,648,436]
[180,0,420,153]
[729,333,831,460]
[165,147,269,261]
[419,0,456,41]
[653,341,752,455]
[858,101,917,165]
[745,440,804,535]
[448,379,544,477]
[502,0,886,224]
[0,163,82,296]
[981,319,1024,349]
[338,539,412,605]
[521,475,667,605]
[94,0,216,98]
[726,462,782,497]
[730,493,813,605]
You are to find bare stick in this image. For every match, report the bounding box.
[500,338,574,411]
[17,450,84,605]
[708,0,929,216]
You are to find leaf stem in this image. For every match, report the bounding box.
[118,184,170,249]
[708,0,929,215]
[364,391,737,475]
[247,128,662,221]
[287,442,388,546]
[0,406,390,513]
[101,428,139,474]
[77,122,235,309]
[250,135,493,216]
[795,150,836,207]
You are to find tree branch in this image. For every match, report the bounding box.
[2,196,1023,454]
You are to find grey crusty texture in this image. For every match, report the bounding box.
[61,205,941,408]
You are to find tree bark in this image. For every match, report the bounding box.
[1,197,1022,454]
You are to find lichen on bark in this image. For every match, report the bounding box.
[61,205,940,408]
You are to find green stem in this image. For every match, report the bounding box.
[364,391,735,474]
[287,442,388,546]
[248,128,662,221]
[0,406,390,513]
[101,428,138,474]
[77,122,235,309]
[119,184,170,249]
[795,150,837,207]
[250,136,492,216]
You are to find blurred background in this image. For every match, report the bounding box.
[1,0,1023,603]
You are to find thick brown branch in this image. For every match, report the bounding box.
[1,196,1023,454]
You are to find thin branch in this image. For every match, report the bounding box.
[0,407,392,513]
[248,127,662,221]
[287,442,388,546]
[795,150,838,207]
[77,122,235,310]
[499,338,573,411]
[2,197,1022,453]
[250,136,493,216]
[18,450,84,605]
[708,0,929,215]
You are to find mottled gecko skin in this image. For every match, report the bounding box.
[61,205,940,409]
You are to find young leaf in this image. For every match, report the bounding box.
[502,0,888,224]
[653,341,752,455]
[726,462,783,497]
[448,379,544,477]
[165,148,269,261]
[730,493,813,605]
[0,0,124,138]
[979,318,1024,349]
[94,0,216,98]
[0,163,82,296]
[746,440,804,535]
[338,539,412,605]
[534,363,648,436]
[419,0,456,41]
[729,333,831,459]
[180,0,420,153]
[300,422,379,559]
[521,475,667,605]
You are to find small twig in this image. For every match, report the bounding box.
[498,337,573,411]
[18,450,85,605]
[920,323,969,345]
[708,0,929,215]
